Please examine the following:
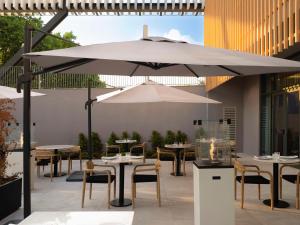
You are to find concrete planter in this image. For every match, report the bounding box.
[0,178,22,220]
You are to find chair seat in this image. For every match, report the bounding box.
[282,174,298,184]
[86,173,116,183]
[37,159,50,166]
[236,175,270,184]
[133,174,157,183]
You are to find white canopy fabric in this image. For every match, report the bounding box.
[0,85,45,99]
[96,80,220,104]
[24,37,300,77]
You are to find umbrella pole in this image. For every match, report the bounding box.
[87,80,92,161]
[23,24,32,218]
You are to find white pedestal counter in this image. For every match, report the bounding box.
[193,160,235,225]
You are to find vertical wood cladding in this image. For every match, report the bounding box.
[205,0,300,91]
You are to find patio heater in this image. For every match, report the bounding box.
[193,120,234,225]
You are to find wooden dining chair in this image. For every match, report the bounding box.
[81,161,116,209]
[279,164,300,209]
[130,142,146,163]
[62,146,82,175]
[105,143,121,156]
[182,147,196,175]
[34,149,62,182]
[131,161,161,208]
[235,160,273,209]
[157,147,176,174]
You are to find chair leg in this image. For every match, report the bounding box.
[59,157,62,176]
[114,180,116,198]
[183,153,186,176]
[81,175,86,208]
[241,180,244,209]
[157,175,161,207]
[234,169,237,200]
[108,182,111,209]
[296,179,299,209]
[258,184,261,200]
[37,165,40,177]
[50,157,53,182]
[89,183,93,199]
[80,152,82,171]
[68,156,71,175]
[132,180,135,208]
[279,176,283,199]
[270,179,274,210]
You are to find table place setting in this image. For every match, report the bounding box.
[253,152,299,162]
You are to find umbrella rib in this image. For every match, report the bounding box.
[184,64,199,78]
[127,61,178,70]
[217,65,242,76]
[129,64,140,77]
[32,58,95,75]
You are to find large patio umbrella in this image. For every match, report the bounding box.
[96,80,220,104]
[0,85,44,99]
[21,36,300,216]
[24,37,300,76]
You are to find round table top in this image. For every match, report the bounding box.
[101,155,144,164]
[115,139,137,144]
[253,156,300,164]
[165,143,192,149]
[35,145,75,150]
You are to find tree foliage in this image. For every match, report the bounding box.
[0,16,105,88]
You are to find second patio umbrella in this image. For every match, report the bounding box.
[96,80,220,104]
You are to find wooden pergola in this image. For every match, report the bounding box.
[0,0,204,16]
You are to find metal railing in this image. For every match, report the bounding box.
[0,66,205,89]
[0,66,106,89]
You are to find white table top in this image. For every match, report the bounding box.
[35,145,75,150]
[116,139,137,144]
[18,211,134,225]
[253,156,300,164]
[165,143,192,149]
[101,155,144,164]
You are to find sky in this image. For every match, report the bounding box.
[41,16,204,86]
[41,16,204,45]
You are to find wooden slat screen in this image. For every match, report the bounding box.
[204,0,300,91]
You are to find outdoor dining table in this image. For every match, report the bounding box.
[35,145,75,177]
[165,143,192,176]
[116,139,137,152]
[17,211,134,225]
[253,156,300,208]
[102,155,143,207]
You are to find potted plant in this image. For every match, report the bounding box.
[165,130,176,144]
[0,99,22,220]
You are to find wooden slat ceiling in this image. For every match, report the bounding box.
[0,0,205,15]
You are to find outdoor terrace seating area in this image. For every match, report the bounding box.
[2,155,300,225]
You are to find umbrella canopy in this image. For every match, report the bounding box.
[96,80,220,104]
[0,85,45,99]
[24,37,300,77]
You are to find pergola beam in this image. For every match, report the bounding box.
[1,2,204,15]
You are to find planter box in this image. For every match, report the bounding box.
[0,178,22,220]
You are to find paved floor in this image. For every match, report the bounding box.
[1,155,300,225]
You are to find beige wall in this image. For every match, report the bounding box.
[12,86,217,147]
[208,76,261,155]
[242,76,260,156]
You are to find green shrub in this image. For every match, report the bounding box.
[175,130,188,143]
[132,131,142,144]
[150,130,164,150]
[164,130,176,144]
[121,131,130,139]
[107,132,119,145]
[78,133,87,151]
[91,132,102,152]
[195,127,207,139]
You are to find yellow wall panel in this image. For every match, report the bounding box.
[205,0,300,91]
